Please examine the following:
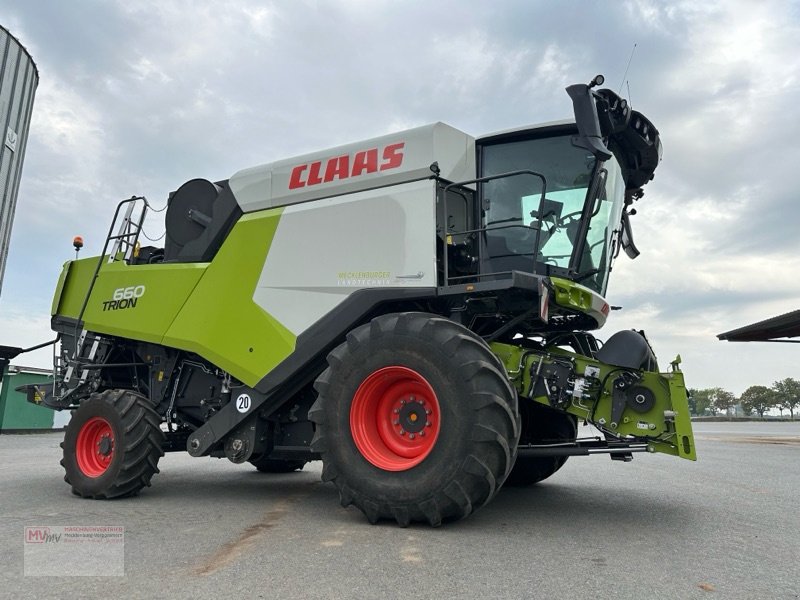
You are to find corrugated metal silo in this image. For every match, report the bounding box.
[0,25,38,299]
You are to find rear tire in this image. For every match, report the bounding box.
[309,312,519,526]
[61,389,164,498]
[249,456,307,473]
[505,402,577,486]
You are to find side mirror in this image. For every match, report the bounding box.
[566,82,613,161]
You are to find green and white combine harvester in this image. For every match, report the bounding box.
[6,75,695,525]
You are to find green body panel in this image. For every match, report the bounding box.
[490,341,696,460]
[549,276,609,329]
[76,262,206,344]
[52,258,97,318]
[50,209,296,388]
[163,210,295,386]
[50,261,71,315]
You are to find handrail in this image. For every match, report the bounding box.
[441,169,547,286]
[72,196,149,356]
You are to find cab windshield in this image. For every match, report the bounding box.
[480,132,625,295]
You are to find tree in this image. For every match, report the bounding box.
[689,388,713,416]
[772,378,800,420]
[708,387,736,416]
[739,386,777,418]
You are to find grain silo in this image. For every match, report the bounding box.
[0,25,38,299]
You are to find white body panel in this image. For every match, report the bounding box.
[253,179,437,336]
[230,122,474,212]
[478,119,574,141]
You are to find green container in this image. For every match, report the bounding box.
[0,365,60,431]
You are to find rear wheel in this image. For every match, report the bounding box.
[309,312,519,526]
[61,389,164,498]
[249,455,307,473]
[505,402,577,486]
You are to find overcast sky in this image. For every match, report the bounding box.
[1,0,799,395]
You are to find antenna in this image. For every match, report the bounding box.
[618,43,638,94]
[627,80,632,108]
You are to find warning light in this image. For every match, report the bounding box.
[73,235,84,260]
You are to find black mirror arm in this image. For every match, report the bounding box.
[620,211,640,259]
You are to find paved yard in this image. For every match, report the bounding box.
[1,422,798,599]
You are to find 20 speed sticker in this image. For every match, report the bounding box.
[236,394,252,413]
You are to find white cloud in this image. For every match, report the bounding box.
[129,57,172,84]
[0,308,54,369]
[534,44,573,85]
[28,77,107,188]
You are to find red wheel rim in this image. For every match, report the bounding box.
[75,417,115,477]
[350,366,441,471]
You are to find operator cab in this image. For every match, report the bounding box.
[479,122,625,295]
[439,78,661,302]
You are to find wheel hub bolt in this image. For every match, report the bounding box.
[426,421,431,427]
[425,409,432,415]
[97,436,113,456]
[409,433,415,440]
[399,429,405,436]
[409,396,415,402]
[419,431,425,437]
[393,419,399,425]
[400,399,406,405]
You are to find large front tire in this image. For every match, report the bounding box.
[504,402,577,486]
[61,389,164,498]
[309,313,519,526]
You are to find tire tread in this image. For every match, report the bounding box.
[311,312,520,525]
[63,389,164,499]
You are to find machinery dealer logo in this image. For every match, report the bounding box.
[25,527,59,544]
[103,286,146,312]
[337,271,391,287]
[24,525,125,576]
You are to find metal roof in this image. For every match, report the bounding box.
[0,23,39,78]
[717,309,800,342]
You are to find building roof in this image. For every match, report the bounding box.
[0,23,39,79]
[717,309,800,342]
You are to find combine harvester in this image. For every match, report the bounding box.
[4,75,695,525]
